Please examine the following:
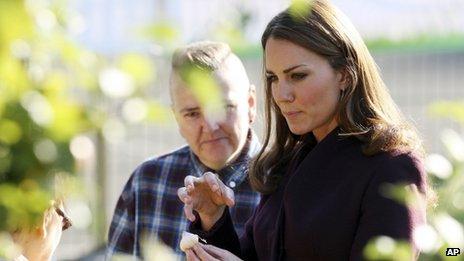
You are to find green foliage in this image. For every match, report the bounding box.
[179,66,223,113]
[361,100,464,259]
[118,54,156,87]
[0,183,51,232]
[416,100,464,258]
[366,34,464,54]
[289,0,314,21]
[139,22,179,47]
[0,0,79,234]
[363,236,413,261]
[429,101,464,124]
[0,0,160,247]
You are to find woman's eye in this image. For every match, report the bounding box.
[266,75,277,83]
[291,73,307,80]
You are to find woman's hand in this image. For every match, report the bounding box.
[12,202,64,261]
[186,244,242,261]
[178,172,235,230]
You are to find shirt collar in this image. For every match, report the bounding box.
[189,129,260,188]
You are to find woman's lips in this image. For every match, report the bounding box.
[283,111,302,119]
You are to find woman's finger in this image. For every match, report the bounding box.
[201,244,242,261]
[186,249,201,261]
[192,244,218,261]
[201,244,226,257]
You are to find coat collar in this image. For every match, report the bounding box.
[292,127,358,177]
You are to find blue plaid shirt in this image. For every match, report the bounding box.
[106,132,261,260]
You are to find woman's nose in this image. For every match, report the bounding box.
[274,81,295,103]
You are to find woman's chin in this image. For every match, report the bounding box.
[288,125,309,136]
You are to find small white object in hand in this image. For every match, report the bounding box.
[180,231,199,252]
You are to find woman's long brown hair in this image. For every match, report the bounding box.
[250,0,426,196]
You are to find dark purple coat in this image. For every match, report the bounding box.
[191,129,427,260]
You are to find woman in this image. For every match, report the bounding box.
[178,0,431,260]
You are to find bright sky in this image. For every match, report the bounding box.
[74,0,464,53]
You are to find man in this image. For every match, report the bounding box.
[106,41,260,259]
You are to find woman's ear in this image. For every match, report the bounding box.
[338,67,353,92]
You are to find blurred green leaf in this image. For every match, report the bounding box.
[363,236,413,261]
[0,119,22,145]
[47,98,89,141]
[214,23,249,52]
[429,101,464,124]
[0,0,33,53]
[0,183,51,231]
[0,145,12,176]
[366,33,464,53]
[180,66,223,110]
[146,101,173,123]
[141,234,177,261]
[380,182,423,207]
[0,57,30,100]
[42,71,68,97]
[289,0,314,21]
[118,54,156,87]
[0,95,5,117]
[141,22,179,44]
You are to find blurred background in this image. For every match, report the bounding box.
[0,0,463,260]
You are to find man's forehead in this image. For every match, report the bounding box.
[170,84,199,107]
[170,54,249,88]
[213,55,250,89]
[171,85,241,110]
[171,70,247,100]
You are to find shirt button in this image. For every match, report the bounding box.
[229,181,236,188]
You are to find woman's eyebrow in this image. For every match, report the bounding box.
[266,64,308,74]
[283,64,308,73]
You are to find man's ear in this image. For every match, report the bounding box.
[248,84,257,123]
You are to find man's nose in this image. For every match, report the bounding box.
[201,117,220,133]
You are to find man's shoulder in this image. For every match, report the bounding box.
[133,145,192,178]
[145,145,191,164]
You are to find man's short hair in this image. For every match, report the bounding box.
[171,41,232,73]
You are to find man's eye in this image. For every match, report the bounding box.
[184,112,199,118]
[291,73,307,80]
